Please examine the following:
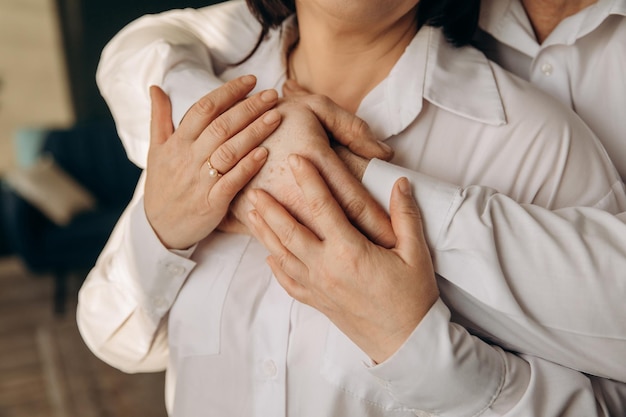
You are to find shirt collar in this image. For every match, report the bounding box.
[423,27,506,127]
[277,20,506,140]
[479,0,626,54]
[358,26,506,139]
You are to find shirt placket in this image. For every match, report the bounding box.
[530,46,572,107]
[251,279,293,417]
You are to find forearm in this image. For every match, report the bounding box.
[361,159,626,381]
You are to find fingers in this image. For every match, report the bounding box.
[149,85,174,146]
[194,86,279,174]
[176,75,259,142]
[199,87,278,154]
[317,100,393,160]
[246,189,313,277]
[202,106,281,174]
[210,147,269,207]
[389,177,430,262]
[337,177,397,249]
[283,80,393,161]
[266,255,309,303]
[287,154,359,242]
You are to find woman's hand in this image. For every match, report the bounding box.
[247,155,439,364]
[144,75,281,249]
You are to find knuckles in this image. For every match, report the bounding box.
[192,95,218,118]
[211,141,238,167]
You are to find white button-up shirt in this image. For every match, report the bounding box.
[476,0,626,179]
[83,1,626,415]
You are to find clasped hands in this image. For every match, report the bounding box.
[145,75,438,363]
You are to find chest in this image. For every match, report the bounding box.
[167,235,419,416]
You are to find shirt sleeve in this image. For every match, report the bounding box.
[76,173,196,373]
[367,299,623,417]
[362,159,626,382]
[95,0,260,168]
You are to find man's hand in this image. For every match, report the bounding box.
[247,155,439,364]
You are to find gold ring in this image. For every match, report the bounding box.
[206,158,222,177]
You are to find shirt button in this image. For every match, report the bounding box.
[261,360,277,377]
[540,63,553,76]
[165,263,185,276]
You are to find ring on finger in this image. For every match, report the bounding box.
[206,157,223,178]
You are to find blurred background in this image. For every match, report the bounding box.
[0,0,220,415]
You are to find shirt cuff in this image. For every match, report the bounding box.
[127,198,197,319]
[368,299,506,416]
[162,63,225,128]
[362,159,462,248]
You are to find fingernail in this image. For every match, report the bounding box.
[261,89,278,103]
[288,154,301,169]
[398,177,412,196]
[149,85,158,101]
[242,75,256,86]
[378,140,393,154]
[247,210,259,224]
[263,109,280,125]
[252,147,268,161]
[247,190,259,205]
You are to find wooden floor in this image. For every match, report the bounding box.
[0,256,168,417]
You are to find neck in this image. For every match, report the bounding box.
[290,4,418,113]
[522,0,598,43]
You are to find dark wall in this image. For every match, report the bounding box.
[54,0,226,123]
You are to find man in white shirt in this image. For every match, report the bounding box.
[475,0,626,178]
[83,0,619,414]
[269,0,626,413]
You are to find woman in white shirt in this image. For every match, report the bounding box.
[81,0,626,415]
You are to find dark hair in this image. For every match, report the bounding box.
[241,0,480,59]
[416,0,480,47]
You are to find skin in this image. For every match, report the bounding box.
[282,80,370,181]
[146,73,437,365]
[145,75,395,250]
[243,0,440,363]
[226,86,396,248]
[145,0,438,364]
[247,155,438,364]
[145,76,277,250]
[290,0,420,112]
[241,0,609,367]
[144,77,280,249]
[522,0,598,43]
